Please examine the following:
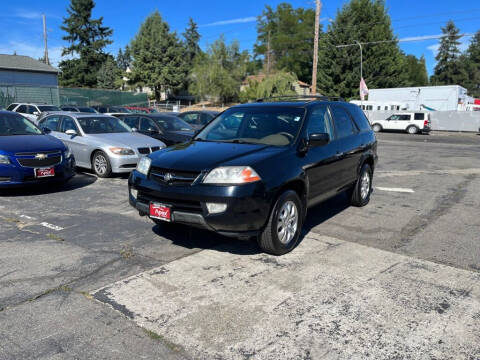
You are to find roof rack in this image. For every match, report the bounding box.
[255,95,345,103]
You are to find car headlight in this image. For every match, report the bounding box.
[109,147,135,155]
[136,156,151,175]
[203,166,261,184]
[0,155,10,165]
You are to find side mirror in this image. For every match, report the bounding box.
[147,127,158,134]
[65,129,77,136]
[33,111,40,116]
[131,127,138,132]
[43,127,52,134]
[309,133,330,147]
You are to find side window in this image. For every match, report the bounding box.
[40,115,61,131]
[366,105,373,110]
[414,113,424,120]
[306,105,334,140]
[330,105,356,139]
[399,115,411,121]
[16,105,27,113]
[181,112,200,125]
[27,105,37,114]
[122,116,139,129]
[349,105,372,131]
[6,104,17,111]
[60,116,78,133]
[200,113,212,125]
[140,117,158,132]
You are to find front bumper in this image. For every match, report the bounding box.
[109,154,142,173]
[0,156,76,188]
[128,170,273,238]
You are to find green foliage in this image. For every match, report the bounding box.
[404,55,429,86]
[189,37,249,103]
[97,57,121,89]
[239,71,298,102]
[317,0,407,99]
[129,11,187,101]
[116,46,131,71]
[183,18,201,67]
[254,3,315,83]
[430,21,466,86]
[459,31,480,97]
[59,0,113,87]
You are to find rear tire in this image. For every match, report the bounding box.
[350,164,373,207]
[372,123,382,132]
[407,125,418,134]
[92,151,112,178]
[258,190,304,255]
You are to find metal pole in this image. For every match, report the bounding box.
[42,15,50,65]
[311,0,322,95]
[354,40,363,81]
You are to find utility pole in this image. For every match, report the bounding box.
[311,0,322,95]
[42,15,50,65]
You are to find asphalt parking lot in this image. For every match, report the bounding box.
[1,131,480,359]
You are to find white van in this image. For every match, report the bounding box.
[371,112,431,134]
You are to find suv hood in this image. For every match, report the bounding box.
[149,140,285,171]
[87,132,165,149]
[0,135,65,155]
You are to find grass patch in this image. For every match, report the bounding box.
[79,291,93,300]
[47,233,64,241]
[142,328,183,352]
[120,246,134,259]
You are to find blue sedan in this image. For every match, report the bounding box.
[0,111,75,187]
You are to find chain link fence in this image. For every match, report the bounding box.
[0,84,148,109]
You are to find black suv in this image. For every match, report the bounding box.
[128,96,377,255]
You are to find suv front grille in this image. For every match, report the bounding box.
[149,167,201,186]
[17,154,62,168]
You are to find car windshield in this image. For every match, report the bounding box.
[195,107,305,146]
[78,107,96,113]
[110,107,130,113]
[154,117,193,131]
[77,116,131,134]
[38,105,61,112]
[0,113,42,136]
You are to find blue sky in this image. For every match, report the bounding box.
[1,0,479,76]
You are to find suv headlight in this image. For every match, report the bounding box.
[109,147,135,155]
[0,155,10,164]
[203,166,261,184]
[136,156,151,175]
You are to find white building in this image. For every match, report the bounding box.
[364,85,471,111]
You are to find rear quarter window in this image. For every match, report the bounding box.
[414,113,425,120]
[348,105,372,132]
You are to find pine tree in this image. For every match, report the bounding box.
[405,55,429,86]
[430,21,465,86]
[254,3,316,83]
[317,0,407,99]
[183,18,201,67]
[59,0,113,87]
[460,31,480,97]
[97,57,120,89]
[130,11,187,101]
[116,46,132,71]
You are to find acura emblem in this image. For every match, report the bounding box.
[163,173,173,182]
[35,153,47,160]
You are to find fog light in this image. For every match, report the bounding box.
[206,202,227,214]
[130,188,138,199]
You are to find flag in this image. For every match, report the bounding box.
[359,77,369,101]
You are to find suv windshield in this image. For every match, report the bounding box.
[77,117,131,134]
[38,105,61,112]
[195,107,305,146]
[154,117,193,131]
[0,113,42,136]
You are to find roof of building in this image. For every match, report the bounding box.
[0,54,59,73]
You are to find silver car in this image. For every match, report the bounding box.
[37,112,165,177]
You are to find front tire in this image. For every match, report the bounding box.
[351,163,373,207]
[372,123,382,132]
[258,190,304,255]
[92,151,112,178]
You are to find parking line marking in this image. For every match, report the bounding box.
[20,214,36,220]
[40,222,64,231]
[376,187,415,193]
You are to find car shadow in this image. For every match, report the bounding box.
[0,173,97,197]
[150,191,351,256]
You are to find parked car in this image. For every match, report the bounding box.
[7,103,61,123]
[92,105,131,114]
[38,112,165,178]
[177,110,219,130]
[60,105,98,113]
[114,113,194,146]
[371,112,431,134]
[128,96,377,255]
[124,106,158,114]
[0,111,75,187]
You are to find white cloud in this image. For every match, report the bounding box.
[0,41,64,66]
[202,16,257,27]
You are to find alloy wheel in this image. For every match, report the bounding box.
[277,200,299,245]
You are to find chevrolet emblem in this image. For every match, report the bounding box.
[35,153,47,160]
